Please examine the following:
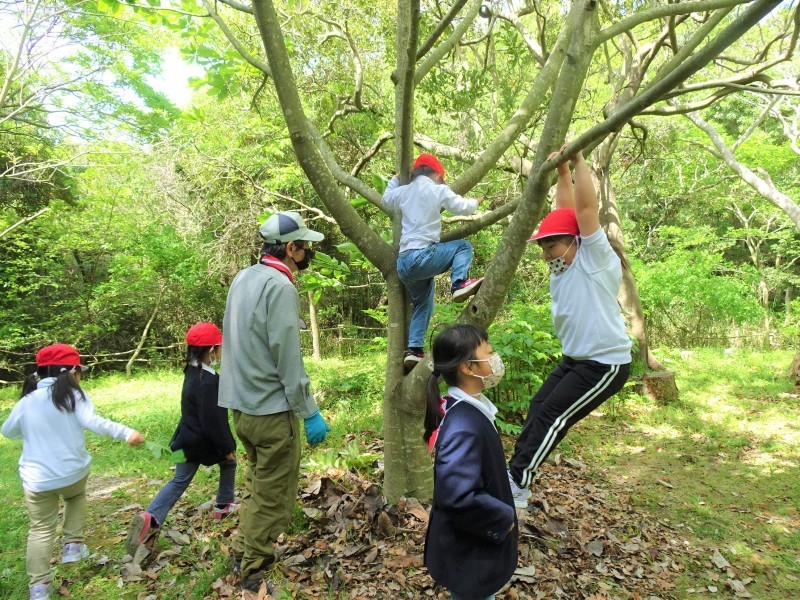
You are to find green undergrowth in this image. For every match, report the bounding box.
[1,348,798,598]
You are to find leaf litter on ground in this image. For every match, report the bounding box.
[103,436,758,599]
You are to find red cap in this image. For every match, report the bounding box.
[186,322,223,347]
[413,153,445,179]
[36,344,88,371]
[528,208,580,241]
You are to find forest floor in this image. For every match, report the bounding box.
[0,348,797,599]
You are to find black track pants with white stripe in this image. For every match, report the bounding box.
[509,357,630,488]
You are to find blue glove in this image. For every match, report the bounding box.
[304,411,330,446]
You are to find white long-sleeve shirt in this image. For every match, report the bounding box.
[1,378,133,492]
[382,175,479,252]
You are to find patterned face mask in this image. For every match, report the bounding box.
[469,352,505,389]
[546,237,577,276]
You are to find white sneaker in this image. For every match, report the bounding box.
[61,542,90,563]
[29,583,50,600]
[508,471,531,509]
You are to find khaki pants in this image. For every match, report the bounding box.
[23,475,89,586]
[232,410,301,581]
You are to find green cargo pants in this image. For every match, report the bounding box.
[232,410,301,581]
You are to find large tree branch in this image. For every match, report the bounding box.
[685,110,800,231]
[201,0,271,77]
[449,4,578,195]
[597,0,752,46]
[250,0,393,272]
[414,0,482,86]
[394,0,420,180]
[307,123,385,210]
[416,0,470,61]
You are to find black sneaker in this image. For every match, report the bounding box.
[403,349,424,368]
[228,554,242,576]
[240,576,276,594]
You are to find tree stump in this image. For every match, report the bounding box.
[643,370,679,404]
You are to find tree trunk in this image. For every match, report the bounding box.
[307,291,321,360]
[383,272,432,501]
[594,140,664,372]
[126,290,162,377]
[790,348,800,386]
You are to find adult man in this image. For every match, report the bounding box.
[219,211,331,593]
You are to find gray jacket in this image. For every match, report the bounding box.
[218,264,318,418]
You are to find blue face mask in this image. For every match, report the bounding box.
[546,237,576,276]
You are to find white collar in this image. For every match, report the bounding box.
[37,377,57,389]
[446,386,498,424]
[191,361,217,375]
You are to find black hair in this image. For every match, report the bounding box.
[423,323,489,445]
[261,242,288,259]
[184,345,216,379]
[411,165,439,181]
[20,366,86,413]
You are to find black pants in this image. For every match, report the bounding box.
[509,357,630,487]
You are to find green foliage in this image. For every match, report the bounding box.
[304,440,382,474]
[145,441,186,463]
[633,226,765,346]
[486,303,562,433]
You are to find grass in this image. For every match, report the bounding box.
[1,347,798,598]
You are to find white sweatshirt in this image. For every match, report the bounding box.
[1,378,133,492]
[382,175,479,252]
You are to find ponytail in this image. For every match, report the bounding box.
[19,373,40,399]
[422,324,489,445]
[184,345,213,380]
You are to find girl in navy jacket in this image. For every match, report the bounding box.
[126,322,237,556]
[423,324,518,600]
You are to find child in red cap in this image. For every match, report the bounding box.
[507,146,632,509]
[2,344,145,600]
[383,153,485,368]
[125,322,238,557]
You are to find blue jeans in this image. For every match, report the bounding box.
[396,240,473,348]
[146,459,237,525]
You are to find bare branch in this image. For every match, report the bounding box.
[351,132,393,178]
[217,0,254,14]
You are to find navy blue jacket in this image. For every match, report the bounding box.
[424,399,518,597]
[170,366,236,466]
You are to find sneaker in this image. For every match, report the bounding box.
[228,554,242,576]
[212,503,240,519]
[240,576,276,594]
[125,511,159,556]
[61,542,90,563]
[509,471,532,509]
[452,277,484,302]
[403,349,425,369]
[29,583,50,600]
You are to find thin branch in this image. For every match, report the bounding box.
[597,0,752,45]
[416,0,470,61]
[415,0,482,86]
[351,132,393,177]
[0,207,50,240]
[201,0,271,77]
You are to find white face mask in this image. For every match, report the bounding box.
[469,353,505,389]
[546,237,577,276]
